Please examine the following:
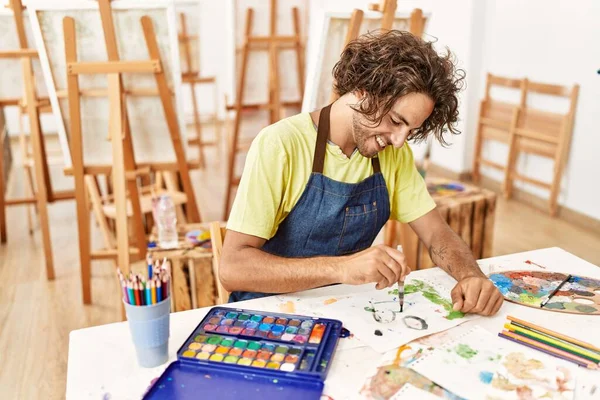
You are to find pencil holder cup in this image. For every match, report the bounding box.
[124,297,171,368]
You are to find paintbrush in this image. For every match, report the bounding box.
[397,245,405,312]
[540,274,571,308]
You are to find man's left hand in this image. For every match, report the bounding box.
[450,276,504,316]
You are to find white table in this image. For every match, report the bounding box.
[66,248,600,399]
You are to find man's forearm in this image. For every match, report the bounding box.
[428,224,486,281]
[220,246,343,294]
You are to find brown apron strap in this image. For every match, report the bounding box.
[312,104,332,174]
[312,103,382,174]
[372,156,381,174]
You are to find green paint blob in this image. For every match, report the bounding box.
[574,304,596,313]
[518,293,541,305]
[544,302,566,310]
[389,280,465,320]
[207,336,221,345]
[454,343,478,359]
[247,341,261,350]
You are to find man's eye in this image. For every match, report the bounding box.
[391,118,401,126]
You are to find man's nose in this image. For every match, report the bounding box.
[390,129,409,148]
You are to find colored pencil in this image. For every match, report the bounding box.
[146,253,153,280]
[507,315,600,354]
[151,280,157,305]
[500,330,598,369]
[540,274,571,307]
[162,274,169,299]
[498,332,593,369]
[146,283,151,305]
[156,279,161,303]
[504,322,600,362]
[134,282,142,306]
[127,282,135,305]
[120,279,127,302]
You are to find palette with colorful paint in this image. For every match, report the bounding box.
[143,307,343,399]
[489,271,600,315]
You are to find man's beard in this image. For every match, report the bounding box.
[352,113,378,158]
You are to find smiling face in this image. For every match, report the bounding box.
[351,92,435,158]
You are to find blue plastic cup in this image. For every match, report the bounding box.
[123,297,171,368]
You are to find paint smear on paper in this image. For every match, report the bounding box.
[479,371,493,384]
[454,343,478,359]
[279,301,296,313]
[323,298,337,305]
[390,280,465,320]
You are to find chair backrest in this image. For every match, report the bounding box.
[516,79,579,145]
[480,74,526,135]
[209,221,230,305]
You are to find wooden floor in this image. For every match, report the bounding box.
[1,134,599,399]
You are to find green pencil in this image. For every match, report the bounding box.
[505,323,600,363]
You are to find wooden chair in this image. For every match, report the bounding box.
[472,73,526,183]
[504,79,579,216]
[209,221,230,305]
[86,171,189,251]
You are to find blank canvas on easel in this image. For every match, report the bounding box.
[0,9,48,100]
[229,0,308,108]
[302,10,429,112]
[29,1,188,168]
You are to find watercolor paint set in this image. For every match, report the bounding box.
[143,306,343,399]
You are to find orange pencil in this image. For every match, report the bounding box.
[151,280,157,305]
[507,316,600,353]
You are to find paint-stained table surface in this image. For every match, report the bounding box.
[66,247,600,399]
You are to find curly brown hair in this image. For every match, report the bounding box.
[332,30,465,145]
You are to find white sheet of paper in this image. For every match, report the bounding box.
[393,383,443,400]
[411,326,513,399]
[324,276,478,353]
[485,351,576,400]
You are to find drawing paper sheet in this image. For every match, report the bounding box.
[394,383,442,400]
[360,324,476,400]
[411,325,577,400]
[411,326,510,399]
[324,274,479,353]
[485,352,576,400]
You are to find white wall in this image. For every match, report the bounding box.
[477,0,600,220]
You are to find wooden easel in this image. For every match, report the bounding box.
[63,0,201,304]
[328,2,425,104]
[0,0,75,279]
[178,12,220,169]
[222,0,305,219]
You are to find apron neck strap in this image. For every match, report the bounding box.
[312,104,331,174]
[312,103,381,174]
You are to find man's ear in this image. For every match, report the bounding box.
[354,90,365,100]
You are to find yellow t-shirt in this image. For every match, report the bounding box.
[227,112,436,240]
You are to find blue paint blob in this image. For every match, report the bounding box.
[479,371,494,384]
[489,274,513,294]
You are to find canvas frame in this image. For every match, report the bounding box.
[302,10,430,113]
[27,0,187,168]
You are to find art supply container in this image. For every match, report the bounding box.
[143,306,343,399]
[124,296,171,368]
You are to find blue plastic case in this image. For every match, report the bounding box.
[143,306,343,399]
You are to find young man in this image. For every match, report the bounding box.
[220,30,503,316]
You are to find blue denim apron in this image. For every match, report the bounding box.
[229,104,390,302]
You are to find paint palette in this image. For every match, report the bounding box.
[489,271,600,315]
[143,307,343,399]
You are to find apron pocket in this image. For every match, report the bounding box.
[337,201,378,255]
